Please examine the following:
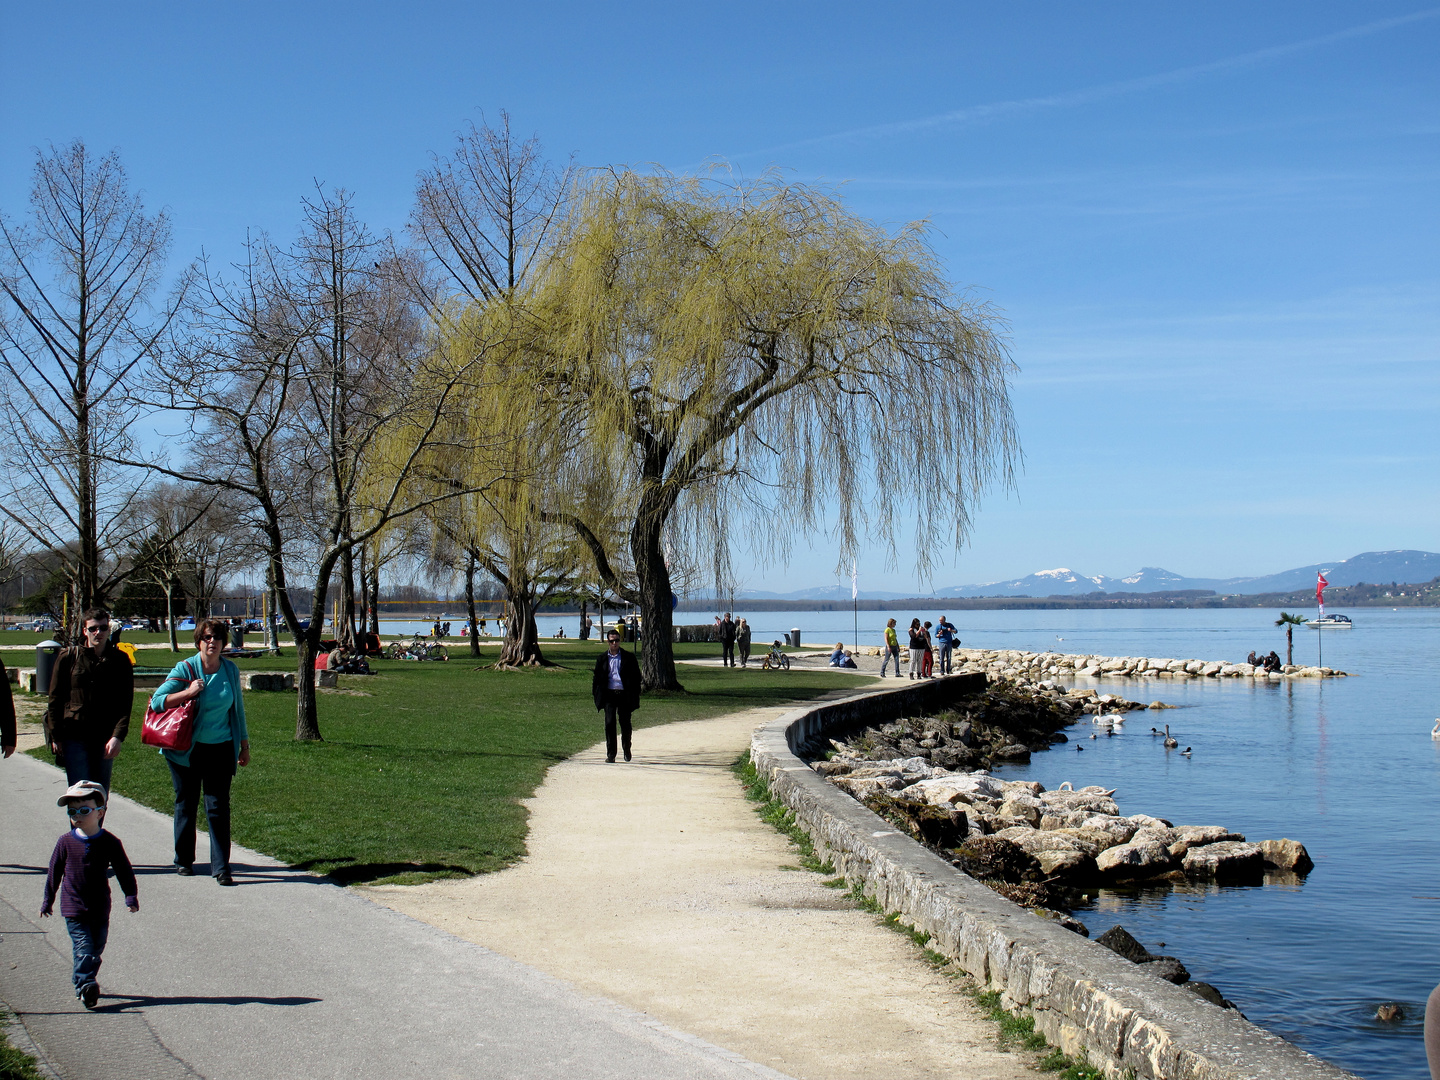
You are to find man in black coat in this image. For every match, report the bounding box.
[592,628,642,763]
[718,613,736,667]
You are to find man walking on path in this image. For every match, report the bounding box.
[880,619,901,677]
[44,608,135,792]
[1,653,15,759]
[592,629,641,762]
[718,613,737,667]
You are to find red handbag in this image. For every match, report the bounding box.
[141,658,200,752]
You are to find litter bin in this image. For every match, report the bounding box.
[229,624,245,651]
[790,627,802,649]
[35,639,63,695]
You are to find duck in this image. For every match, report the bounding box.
[1150,727,1161,736]
[1432,720,1440,741]
[1163,725,1179,749]
[1076,745,1085,752]
[1088,733,1098,740]
[1180,747,1192,757]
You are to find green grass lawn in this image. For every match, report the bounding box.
[22,641,862,885]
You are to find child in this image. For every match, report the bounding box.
[40,780,139,1010]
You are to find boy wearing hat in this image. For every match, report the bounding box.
[40,780,139,1009]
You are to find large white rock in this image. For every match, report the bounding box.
[1182,841,1264,879]
[897,773,1006,806]
[1096,841,1177,879]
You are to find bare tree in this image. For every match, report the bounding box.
[0,140,186,627]
[410,111,572,302]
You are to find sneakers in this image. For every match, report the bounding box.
[79,982,99,1009]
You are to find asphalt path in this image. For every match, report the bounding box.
[0,752,791,1080]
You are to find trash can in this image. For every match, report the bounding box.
[229,624,245,651]
[790,628,802,649]
[35,639,63,695]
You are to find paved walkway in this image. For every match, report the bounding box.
[0,754,794,1080]
[362,691,1031,1080]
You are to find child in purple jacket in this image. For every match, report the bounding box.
[40,780,139,1009]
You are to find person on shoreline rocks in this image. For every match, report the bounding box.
[907,619,925,680]
[592,629,641,763]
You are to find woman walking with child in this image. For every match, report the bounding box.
[150,619,251,885]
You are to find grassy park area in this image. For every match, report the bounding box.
[16,636,861,885]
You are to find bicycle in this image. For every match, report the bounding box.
[761,642,790,671]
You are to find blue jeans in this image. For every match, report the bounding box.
[881,646,901,676]
[938,644,953,674]
[167,741,234,876]
[63,739,113,793]
[65,916,109,992]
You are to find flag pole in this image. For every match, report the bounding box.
[851,561,859,652]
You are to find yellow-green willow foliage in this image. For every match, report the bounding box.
[454,168,1018,688]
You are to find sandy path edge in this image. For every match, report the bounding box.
[360,694,1035,1080]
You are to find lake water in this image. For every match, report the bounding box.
[721,606,1431,1080]
[382,605,1429,1075]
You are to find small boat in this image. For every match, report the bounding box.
[1308,614,1353,628]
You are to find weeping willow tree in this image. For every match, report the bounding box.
[457,168,1018,691]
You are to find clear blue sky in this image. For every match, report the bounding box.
[3,2,1436,593]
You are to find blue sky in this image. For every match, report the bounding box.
[3,2,1436,593]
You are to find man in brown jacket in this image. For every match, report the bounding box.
[44,608,135,792]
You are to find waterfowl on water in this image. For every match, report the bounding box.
[1432,720,1440,741]
[1180,747,1192,756]
[1163,725,1179,749]
[1089,733,1097,740]
[1076,745,1084,752]
[1150,727,1161,736]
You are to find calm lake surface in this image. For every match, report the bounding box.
[383,605,1431,1076]
[731,606,1434,1080]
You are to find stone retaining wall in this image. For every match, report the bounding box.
[749,676,1358,1080]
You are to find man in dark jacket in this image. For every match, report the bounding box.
[44,608,135,792]
[718,613,736,667]
[1,654,15,759]
[592,628,641,763]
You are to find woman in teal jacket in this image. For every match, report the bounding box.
[150,618,250,885]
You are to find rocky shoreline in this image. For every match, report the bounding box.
[946,646,1347,681]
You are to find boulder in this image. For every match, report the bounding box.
[1082,815,1139,844]
[1050,828,1121,856]
[832,775,906,799]
[1201,662,1223,676]
[317,670,339,688]
[896,774,1004,806]
[1096,924,1152,963]
[863,793,968,849]
[1185,982,1239,1010]
[952,836,1042,883]
[1096,841,1177,881]
[992,743,1032,762]
[1031,907,1090,937]
[1259,838,1314,873]
[1173,825,1244,846]
[1140,956,1191,985]
[1182,840,1264,880]
[812,760,853,777]
[999,797,1042,827]
[1035,849,1095,879]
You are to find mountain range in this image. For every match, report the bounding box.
[730,550,1440,601]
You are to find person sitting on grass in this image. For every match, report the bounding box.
[40,780,139,1011]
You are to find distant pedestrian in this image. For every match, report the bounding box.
[580,613,592,641]
[1,652,15,759]
[150,619,251,885]
[40,780,139,1010]
[592,629,641,763]
[44,608,135,793]
[935,617,957,675]
[907,619,925,680]
[719,613,737,667]
[737,618,752,667]
[921,621,935,678]
[881,618,901,677]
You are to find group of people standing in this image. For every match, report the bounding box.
[881,615,959,679]
[715,613,753,667]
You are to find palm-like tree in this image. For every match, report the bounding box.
[1276,612,1308,666]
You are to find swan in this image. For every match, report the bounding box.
[1057,782,1073,791]
[1432,720,1440,741]
[1163,725,1179,749]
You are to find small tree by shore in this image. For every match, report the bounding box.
[1275,611,1307,666]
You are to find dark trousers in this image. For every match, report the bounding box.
[602,691,633,761]
[721,640,735,666]
[63,739,113,793]
[168,740,234,876]
[738,642,750,667]
[65,916,109,992]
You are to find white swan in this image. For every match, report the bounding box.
[1163,725,1179,749]
[1432,720,1440,741]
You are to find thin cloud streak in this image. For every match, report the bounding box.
[736,8,1440,160]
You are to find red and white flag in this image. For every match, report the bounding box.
[1316,572,1329,612]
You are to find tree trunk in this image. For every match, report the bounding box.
[295,631,321,741]
[340,541,357,648]
[465,552,481,658]
[494,585,549,667]
[1286,626,1293,667]
[631,509,680,691]
[164,586,178,652]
